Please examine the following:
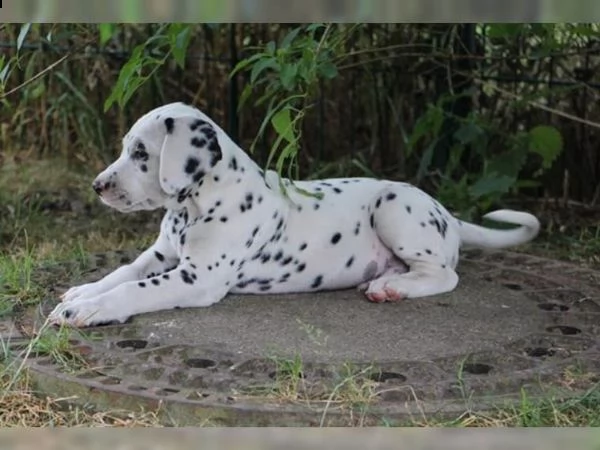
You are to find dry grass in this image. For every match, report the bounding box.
[0,370,161,427]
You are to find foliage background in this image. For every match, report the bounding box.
[1,23,600,218]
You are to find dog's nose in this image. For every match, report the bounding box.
[92,180,108,195]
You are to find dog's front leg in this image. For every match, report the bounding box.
[60,234,178,304]
[48,254,233,327]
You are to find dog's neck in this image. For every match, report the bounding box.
[162,143,285,218]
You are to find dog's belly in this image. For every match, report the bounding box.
[228,234,396,294]
[228,179,405,295]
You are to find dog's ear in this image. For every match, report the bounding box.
[158,116,223,195]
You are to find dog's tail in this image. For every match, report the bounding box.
[457,209,540,249]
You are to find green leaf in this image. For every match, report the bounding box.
[17,23,32,52]
[281,27,302,49]
[528,124,563,169]
[98,23,116,46]
[318,61,338,79]
[486,24,525,40]
[469,173,516,198]
[271,106,295,144]
[0,59,12,84]
[230,52,266,77]
[453,121,483,145]
[169,24,193,68]
[485,145,528,180]
[238,84,253,111]
[280,63,298,90]
[250,57,279,84]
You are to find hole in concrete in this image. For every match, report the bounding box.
[75,370,104,379]
[100,377,122,385]
[116,339,148,350]
[184,358,216,369]
[502,283,522,291]
[525,347,555,358]
[537,302,569,312]
[186,391,211,401]
[368,371,407,383]
[463,363,493,375]
[128,385,147,391]
[143,367,165,380]
[546,325,582,336]
[156,388,179,396]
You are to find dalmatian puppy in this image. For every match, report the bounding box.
[48,102,540,327]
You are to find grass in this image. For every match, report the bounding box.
[0,156,599,427]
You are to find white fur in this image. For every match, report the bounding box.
[48,102,540,327]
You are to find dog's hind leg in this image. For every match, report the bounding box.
[363,185,460,302]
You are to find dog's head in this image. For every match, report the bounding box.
[92,102,224,212]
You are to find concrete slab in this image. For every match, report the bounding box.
[133,270,543,363]
[12,249,600,426]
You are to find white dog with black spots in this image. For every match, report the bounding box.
[49,102,540,327]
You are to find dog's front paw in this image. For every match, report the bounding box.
[49,296,129,328]
[61,281,110,304]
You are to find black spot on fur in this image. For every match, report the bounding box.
[164,117,174,134]
[185,157,200,174]
[155,251,165,262]
[370,214,375,228]
[405,205,412,214]
[297,263,306,272]
[354,222,361,235]
[220,216,228,223]
[376,197,382,208]
[140,164,148,172]
[333,187,342,194]
[189,119,208,131]
[282,256,293,266]
[346,256,354,268]
[191,137,206,148]
[299,242,307,251]
[311,275,323,289]
[138,282,146,288]
[151,279,160,286]
[425,249,432,254]
[331,232,342,244]
[180,269,194,284]
[386,192,397,201]
[162,274,170,280]
[229,157,238,171]
[279,273,291,282]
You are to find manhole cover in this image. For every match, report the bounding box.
[10,249,600,426]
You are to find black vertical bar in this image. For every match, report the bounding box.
[228,23,239,144]
[432,23,476,173]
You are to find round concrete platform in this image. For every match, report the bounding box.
[7,249,600,426]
